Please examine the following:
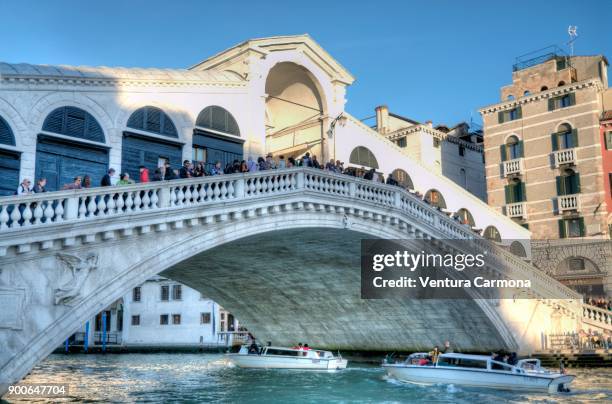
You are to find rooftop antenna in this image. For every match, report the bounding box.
[567,25,578,57]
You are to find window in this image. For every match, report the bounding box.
[172,314,181,325]
[160,314,169,325]
[42,106,105,143]
[541,86,548,91]
[500,135,523,161]
[196,106,240,136]
[192,145,206,162]
[200,312,211,324]
[507,94,515,100]
[455,208,475,226]
[458,145,465,156]
[609,173,612,197]
[349,146,379,169]
[160,285,169,301]
[551,124,578,150]
[548,93,576,111]
[510,241,527,257]
[132,287,141,302]
[131,315,140,326]
[396,137,407,147]
[484,226,502,243]
[391,169,414,190]
[558,81,566,87]
[504,179,526,203]
[498,107,522,124]
[556,58,568,71]
[604,131,612,150]
[558,217,585,238]
[0,115,16,146]
[127,106,178,137]
[568,258,585,271]
[424,189,447,209]
[556,169,580,195]
[523,90,531,96]
[172,285,182,300]
[433,138,441,148]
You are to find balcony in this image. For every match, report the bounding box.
[502,158,524,177]
[558,194,581,213]
[553,149,577,167]
[506,202,527,218]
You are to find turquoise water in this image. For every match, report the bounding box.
[5,353,612,403]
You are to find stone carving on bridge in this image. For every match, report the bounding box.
[342,214,352,229]
[54,253,99,306]
[0,287,26,329]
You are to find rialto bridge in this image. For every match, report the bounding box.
[0,35,610,393]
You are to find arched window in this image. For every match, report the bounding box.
[510,241,527,258]
[483,226,502,243]
[350,146,379,169]
[541,86,548,91]
[523,90,531,96]
[557,168,580,196]
[0,115,15,146]
[127,106,178,137]
[196,106,240,136]
[505,177,526,203]
[424,189,446,209]
[391,169,414,190]
[503,135,522,160]
[42,106,105,143]
[553,123,577,150]
[507,94,515,100]
[558,81,566,86]
[455,208,475,226]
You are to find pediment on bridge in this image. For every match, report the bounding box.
[190,34,355,85]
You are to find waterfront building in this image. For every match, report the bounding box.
[371,105,487,202]
[68,276,240,350]
[479,48,612,296]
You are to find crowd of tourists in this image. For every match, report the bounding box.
[14,152,407,195]
[557,329,612,350]
[584,296,612,311]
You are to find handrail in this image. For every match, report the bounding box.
[0,167,582,304]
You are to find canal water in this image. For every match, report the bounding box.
[5,353,612,403]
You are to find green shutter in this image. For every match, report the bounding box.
[516,107,522,119]
[500,144,507,162]
[548,98,555,111]
[556,176,563,196]
[498,111,505,124]
[606,132,612,150]
[551,133,559,151]
[517,140,524,157]
[558,220,567,238]
[521,223,530,230]
[504,185,511,204]
[571,129,578,147]
[569,92,576,106]
[574,173,581,193]
[520,182,527,202]
[578,217,585,237]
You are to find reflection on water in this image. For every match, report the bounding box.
[4,353,612,403]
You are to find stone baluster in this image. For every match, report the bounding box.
[133,191,142,211]
[220,182,228,200]
[9,205,21,228]
[54,200,64,222]
[142,191,151,209]
[87,197,97,217]
[150,189,159,208]
[0,205,9,229]
[97,196,107,216]
[233,178,244,199]
[124,192,134,212]
[33,202,43,225]
[21,203,33,226]
[106,194,117,214]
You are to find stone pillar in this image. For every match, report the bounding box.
[64,197,79,220]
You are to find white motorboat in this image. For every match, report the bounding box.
[227,345,348,371]
[383,352,574,393]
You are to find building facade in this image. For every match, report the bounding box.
[479,51,612,296]
[68,276,240,349]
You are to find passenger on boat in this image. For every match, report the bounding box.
[292,343,303,350]
[508,352,518,365]
[303,344,311,351]
[418,357,431,366]
[429,346,440,363]
[248,342,259,355]
[442,340,453,353]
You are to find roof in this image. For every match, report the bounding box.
[0,62,245,84]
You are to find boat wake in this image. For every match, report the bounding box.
[205,358,236,369]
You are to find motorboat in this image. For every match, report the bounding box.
[383,352,574,393]
[227,345,348,371]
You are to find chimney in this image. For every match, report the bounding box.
[425,120,433,128]
[375,105,389,134]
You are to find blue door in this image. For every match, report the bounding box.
[0,149,20,196]
[193,130,244,172]
[121,132,183,181]
[35,135,109,191]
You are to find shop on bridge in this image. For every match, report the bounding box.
[122,106,184,179]
[193,106,243,172]
[36,106,109,191]
[0,115,20,196]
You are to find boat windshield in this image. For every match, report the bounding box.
[265,348,301,357]
[436,356,487,369]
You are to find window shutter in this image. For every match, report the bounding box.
[498,111,505,124]
[578,217,585,237]
[569,92,576,106]
[520,182,526,201]
[500,145,507,162]
[516,107,522,119]
[571,129,579,147]
[574,173,581,193]
[517,140,524,158]
[504,185,511,204]
[548,98,555,111]
[606,132,612,150]
[556,176,564,196]
[551,133,559,151]
[558,220,567,238]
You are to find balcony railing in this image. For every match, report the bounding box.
[553,149,577,167]
[506,202,527,218]
[502,158,524,177]
[558,194,580,213]
[582,304,612,331]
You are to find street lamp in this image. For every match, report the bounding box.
[327,113,347,161]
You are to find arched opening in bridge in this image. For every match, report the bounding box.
[554,256,604,296]
[391,168,414,190]
[264,62,325,160]
[483,226,502,243]
[0,115,19,196]
[349,146,379,170]
[455,208,475,227]
[122,106,183,180]
[424,189,446,209]
[510,241,527,258]
[193,106,243,172]
[36,106,108,191]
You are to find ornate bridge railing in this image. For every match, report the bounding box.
[0,168,582,307]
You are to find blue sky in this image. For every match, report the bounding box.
[1,0,610,126]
